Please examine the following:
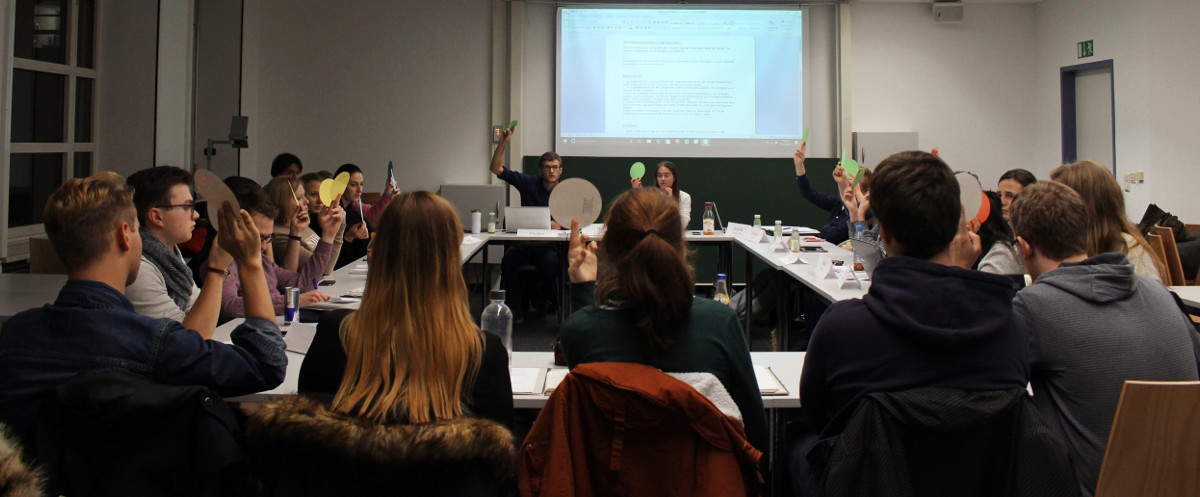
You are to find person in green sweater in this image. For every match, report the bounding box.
[557,188,767,450]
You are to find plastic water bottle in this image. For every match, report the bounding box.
[752,214,761,229]
[702,202,716,235]
[481,290,513,359]
[713,273,731,306]
[774,220,783,243]
[487,212,497,234]
[853,224,866,269]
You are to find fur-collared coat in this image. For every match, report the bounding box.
[247,395,515,497]
[0,424,42,497]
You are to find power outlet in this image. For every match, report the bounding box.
[1136,170,1145,183]
[492,125,504,143]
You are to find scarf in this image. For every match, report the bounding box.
[139,228,194,311]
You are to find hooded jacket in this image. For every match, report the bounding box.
[800,255,1031,432]
[1013,252,1200,495]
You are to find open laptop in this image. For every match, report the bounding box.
[505,206,551,232]
[850,237,885,277]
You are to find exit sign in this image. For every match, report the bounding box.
[1078,40,1094,58]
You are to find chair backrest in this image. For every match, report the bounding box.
[1147,233,1167,273]
[519,362,763,497]
[359,191,382,205]
[247,395,515,497]
[809,388,1079,497]
[1094,381,1200,497]
[30,370,250,496]
[28,236,67,274]
[1155,225,1188,285]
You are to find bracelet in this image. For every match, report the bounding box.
[206,266,231,277]
[287,235,303,242]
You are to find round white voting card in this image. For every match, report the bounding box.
[549,178,602,228]
[956,171,984,224]
[193,169,240,231]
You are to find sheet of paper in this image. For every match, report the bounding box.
[349,268,368,275]
[725,222,766,244]
[344,286,365,298]
[543,369,569,394]
[516,229,561,237]
[510,367,544,394]
[282,323,318,354]
[581,223,606,238]
[754,365,788,395]
[463,235,483,244]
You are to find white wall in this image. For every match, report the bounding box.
[1033,0,1200,221]
[95,0,158,178]
[848,3,1038,185]
[240,0,495,189]
[155,0,194,170]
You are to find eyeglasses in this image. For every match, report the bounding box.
[540,165,562,171]
[156,203,196,213]
[259,234,272,243]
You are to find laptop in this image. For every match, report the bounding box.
[505,206,552,232]
[850,237,885,277]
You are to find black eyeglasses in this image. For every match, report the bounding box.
[260,234,272,243]
[540,165,562,171]
[156,203,195,213]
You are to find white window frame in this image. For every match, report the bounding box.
[1,0,99,263]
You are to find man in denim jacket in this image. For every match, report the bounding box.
[0,172,286,440]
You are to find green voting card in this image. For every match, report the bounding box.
[630,161,646,179]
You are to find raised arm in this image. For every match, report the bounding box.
[181,238,233,338]
[220,203,276,321]
[489,128,515,177]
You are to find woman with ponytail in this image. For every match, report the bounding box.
[557,188,766,449]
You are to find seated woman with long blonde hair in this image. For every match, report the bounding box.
[298,191,513,427]
[1051,160,1168,283]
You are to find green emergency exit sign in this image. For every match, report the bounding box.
[1078,40,1094,58]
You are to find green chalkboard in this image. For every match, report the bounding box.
[522,155,844,285]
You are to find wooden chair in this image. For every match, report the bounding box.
[1147,233,1166,274]
[1094,380,1200,497]
[28,236,67,274]
[359,191,382,205]
[1154,225,1188,286]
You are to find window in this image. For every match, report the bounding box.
[4,0,97,255]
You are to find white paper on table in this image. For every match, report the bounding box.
[815,254,835,278]
[771,240,790,253]
[355,264,368,269]
[516,229,560,237]
[281,323,318,354]
[781,254,808,265]
[854,271,871,281]
[543,369,569,394]
[581,223,606,238]
[303,299,360,311]
[836,268,860,289]
[344,286,365,298]
[754,365,788,395]
[463,235,483,244]
[510,368,544,394]
[349,268,368,275]
[725,222,766,243]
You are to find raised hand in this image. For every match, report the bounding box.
[630,177,642,189]
[290,204,310,235]
[216,201,263,266]
[793,142,808,176]
[948,208,982,269]
[317,202,345,243]
[568,218,598,284]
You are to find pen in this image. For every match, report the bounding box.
[313,278,318,290]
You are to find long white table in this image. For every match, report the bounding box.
[0,273,69,323]
[1171,285,1200,313]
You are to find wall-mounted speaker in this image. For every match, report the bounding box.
[933,3,964,24]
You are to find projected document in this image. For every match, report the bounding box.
[605,36,755,137]
[558,7,804,158]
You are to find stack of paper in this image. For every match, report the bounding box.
[754,365,788,395]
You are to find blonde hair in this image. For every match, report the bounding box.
[43,171,136,270]
[265,176,302,226]
[1050,160,1168,281]
[331,191,483,423]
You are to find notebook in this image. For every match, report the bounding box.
[505,206,551,232]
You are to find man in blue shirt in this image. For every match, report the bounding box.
[489,128,562,322]
[0,172,287,440]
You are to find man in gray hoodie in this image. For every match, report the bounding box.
[1010,181,1200,496]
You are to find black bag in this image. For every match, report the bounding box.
[1138,204,1192,243]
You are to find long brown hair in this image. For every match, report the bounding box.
[596,188,694,350]
[656,161,681,203]
[1050,160,1167,281]
[331,191,483,423]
